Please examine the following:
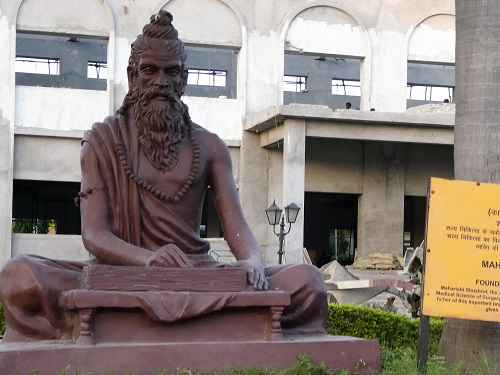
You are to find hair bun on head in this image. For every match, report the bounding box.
[151,10,173,25]
[142,10,178,40]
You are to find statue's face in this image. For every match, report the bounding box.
[136,48,185,98]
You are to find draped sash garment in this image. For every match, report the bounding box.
[82,114,210,254]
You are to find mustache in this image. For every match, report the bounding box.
[140,86,178,102]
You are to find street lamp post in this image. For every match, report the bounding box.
[265,200,301,264]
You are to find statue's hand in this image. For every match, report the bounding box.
[147,244,195,268]
[228,260,268,291]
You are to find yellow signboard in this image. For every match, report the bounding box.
[423,177,500,322]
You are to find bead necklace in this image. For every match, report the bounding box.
[116,122,200,203]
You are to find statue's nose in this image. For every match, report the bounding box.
[155,71,170,87]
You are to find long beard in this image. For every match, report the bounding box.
[133,86,186,172]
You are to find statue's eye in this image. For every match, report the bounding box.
[167,68,180,77]
[140,67,156,75]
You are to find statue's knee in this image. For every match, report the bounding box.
[0,255,39,298]
[296,264,326,288]
[2,254,35,276]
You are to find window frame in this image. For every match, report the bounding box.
[184,45,237,99]
[15,32,108,91]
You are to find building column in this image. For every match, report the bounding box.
[0,16,15,268]
[282,119,306,264]
[357,142,405,257]
[368,32,407,112]
[239,131,271,260]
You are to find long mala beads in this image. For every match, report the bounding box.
[116,121,200,203]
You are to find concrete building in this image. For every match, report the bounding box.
[0,0,456,269]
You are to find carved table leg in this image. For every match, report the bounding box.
[270,305,285,341]
[76,308,95,345]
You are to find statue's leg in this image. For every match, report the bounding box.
[266,263,328,334]
[0,254,85,341]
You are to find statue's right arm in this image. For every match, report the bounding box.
[80,143,193,268]
[79,142,153,266]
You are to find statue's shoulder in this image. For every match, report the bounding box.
[191,122,226,147]
[91,115,122,132]
[83,114,124,143]
[191,123,231,167]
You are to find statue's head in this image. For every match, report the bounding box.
[119,10,188,114]
[118,11,190,173]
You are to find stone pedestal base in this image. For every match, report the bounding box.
[0,334,381,374]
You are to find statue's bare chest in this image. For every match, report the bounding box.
[137,139,205,200]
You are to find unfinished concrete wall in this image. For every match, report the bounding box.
[13,132,82,182]
[408,14,455,63]
[305,138,364,194]
[357,142,405,256]
[404,143,454,196]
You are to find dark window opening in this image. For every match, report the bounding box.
[304,192,359,267]
[11,180,224,238]
[12,180,81,235]
[187,69,227,87]
[87,61,107,80]
[407,62,455,108]
[329,229,356,264]
[331,79,360,96]
[284,52,361,109]
[403,196,427,255]
[184,45,237,98]
[200,187,223,238]
[407,84,453,102]
[284,75,307,92]
[15,32,108,91]
[15,57,60,75]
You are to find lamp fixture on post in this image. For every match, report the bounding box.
[265,200,301,264]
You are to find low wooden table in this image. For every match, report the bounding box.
[60,289,290,345]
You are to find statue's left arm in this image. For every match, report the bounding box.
[207,133,268,291]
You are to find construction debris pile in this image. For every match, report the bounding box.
[321,244,424,318]
[352,251,404,270]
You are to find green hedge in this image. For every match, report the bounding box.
[326,304,444,355]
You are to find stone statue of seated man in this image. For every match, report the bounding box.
[0,11,327,342]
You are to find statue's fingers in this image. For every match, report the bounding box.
[150,258,167,267]
[171,252,194,268]
[255,271,268,291]
[164,244,194,267]
[246,267,255,286]
[157,251,176,267]
[258,274,269,291]
[148,252,166,267]
[174,250,194,267]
